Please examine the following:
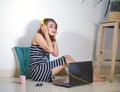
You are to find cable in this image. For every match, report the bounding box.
[68,72,90,84]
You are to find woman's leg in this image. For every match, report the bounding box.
[93,74,106,82]
[52,55,106,82]
[52,55,75,76]
[64,55,76,65]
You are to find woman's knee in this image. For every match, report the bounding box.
[63,55,75,64]
[63,55,72,59]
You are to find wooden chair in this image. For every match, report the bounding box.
[96,20,120,82]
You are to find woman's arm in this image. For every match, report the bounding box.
[33,33,53,53]
[33,25,54,53]
[51,41,59,57]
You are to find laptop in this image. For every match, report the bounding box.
[53,61,93,88]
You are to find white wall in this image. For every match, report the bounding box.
[0,0,108,76]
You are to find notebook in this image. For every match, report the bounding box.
[53,61,93,88]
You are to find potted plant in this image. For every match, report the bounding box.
[83,0,120,20]
[108,0,120,21]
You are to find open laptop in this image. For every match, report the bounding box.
[53,61,93,88]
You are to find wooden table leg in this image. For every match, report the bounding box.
[110,22,119,82]
[96,24,104,74]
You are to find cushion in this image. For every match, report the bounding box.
[15,46,50,78]
[15,46,30,78]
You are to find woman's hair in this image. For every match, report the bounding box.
[37,18,58,42]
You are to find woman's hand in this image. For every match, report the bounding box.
[41,24,49,35]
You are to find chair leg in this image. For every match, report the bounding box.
[110,22,119,82]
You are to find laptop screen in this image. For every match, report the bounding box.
[68,61,93,85]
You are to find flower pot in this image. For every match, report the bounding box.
[108,1,120,21]
[110,1,120,12]
[108,11,120,21]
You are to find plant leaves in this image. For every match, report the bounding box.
[104,0,111,17]
[95,0,103,7]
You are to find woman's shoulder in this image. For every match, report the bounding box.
[34,32,43,39]
[31,33,42,45]
[35,32,41,36]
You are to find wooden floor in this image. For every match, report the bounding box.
[0,76,120,92]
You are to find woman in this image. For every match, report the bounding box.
[30,18,106,82]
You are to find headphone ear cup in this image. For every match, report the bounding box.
[41,18,46,24]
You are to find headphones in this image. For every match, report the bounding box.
[41,18,46,24]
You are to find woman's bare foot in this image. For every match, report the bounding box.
[93,74,106,82]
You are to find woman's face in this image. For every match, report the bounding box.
[47,21,57,36]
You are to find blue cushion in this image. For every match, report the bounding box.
[46,54,50,62]
[14,46,50,78]
[15,46,30,78]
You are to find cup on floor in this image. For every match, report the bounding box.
[19,75,26,85]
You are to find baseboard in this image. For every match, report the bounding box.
[93,66,120,76]
[0,66,120,77]
[0,69,20,77]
